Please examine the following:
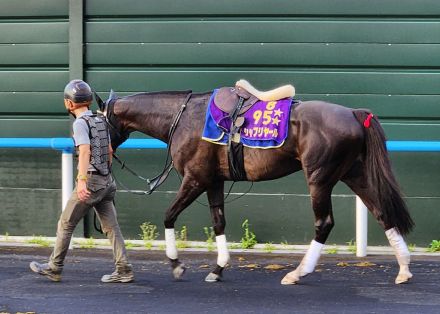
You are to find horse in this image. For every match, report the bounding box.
[96,81,414,285]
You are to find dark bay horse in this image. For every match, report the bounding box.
[97,83,414,285]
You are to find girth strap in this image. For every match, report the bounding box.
[227,96,247,181]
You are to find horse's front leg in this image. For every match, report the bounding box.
[205,181,230,282]
[164,175,205,280]
[282,185,334,285]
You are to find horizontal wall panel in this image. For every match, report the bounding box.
[1,147,438,245]
[0,92,64,114]
[91,91,439,120]
[0,0,68,17]
[298,94,440,119]
[1,184,438,246]
[0,71,68,92]
[382,122,440,140]
[0,189,61,237]
[0,44,68,65]
[86,69,440,95]
[5,91,437,120]
[86,0,440,17]
[0,118,70,137]
[1,118,436,139]
[87,43,440,67]
[0,22,68,44]
[87,21,440,44]
[0,149,60,189]
[111,151,439,196]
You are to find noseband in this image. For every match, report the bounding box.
[104,98,130,148]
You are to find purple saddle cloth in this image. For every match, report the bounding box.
[202,89,293,149]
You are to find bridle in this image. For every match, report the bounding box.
[102,98,130,149]
[101,92,192,195]
[94,90,252,205]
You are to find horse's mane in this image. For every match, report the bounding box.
[122,90,193,100]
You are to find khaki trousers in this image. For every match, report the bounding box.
[49,174,130,273]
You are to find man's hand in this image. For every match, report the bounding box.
[77,179,91,201]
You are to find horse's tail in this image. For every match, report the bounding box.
[352,109,414,235]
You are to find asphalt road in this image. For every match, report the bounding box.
[1,246,440,314]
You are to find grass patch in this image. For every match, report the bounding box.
[204,227,215,252]
[26,236,50,247]
[176,226,188,249]
[1,232,10,241]
[125,240,141,250]
[139,221,159,249]
[427,240,440,252]
[263,242,276,253]
[326,245,338,254]
[347,240,356,254]
[240,219,257,249]
[79,237,96,249]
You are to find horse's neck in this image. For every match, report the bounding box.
[116,94,182,143]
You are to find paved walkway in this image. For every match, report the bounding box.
[1,246,440,314]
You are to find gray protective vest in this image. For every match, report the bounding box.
[80,115,110,175]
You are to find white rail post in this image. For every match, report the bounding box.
[62,150,74,210]
[356,196,368,257]
[62,149,74,249]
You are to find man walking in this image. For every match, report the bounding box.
[30,79,134,283]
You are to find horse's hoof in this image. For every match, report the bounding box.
[281,271,300,285]
[205,272,221,282]
[173,263,186,279]
[395,271,413,284]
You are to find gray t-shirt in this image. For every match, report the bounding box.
[72,110,96,172]
[72,110,92,146]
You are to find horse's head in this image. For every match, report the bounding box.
[94,90,130,150]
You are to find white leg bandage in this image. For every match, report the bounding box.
[216,235,230,267]
[281,240,324,285]
[165,228,178,260]
[300,240,324,275]
[386,228,412,284]
[386,228,410,266]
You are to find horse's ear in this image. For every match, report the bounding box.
[109,89,118,100]
[94,91,105,112]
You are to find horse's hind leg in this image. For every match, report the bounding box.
[164,175,206,279]
[204,181,230,282]
[343,170,412,284]
[282,183,334,285]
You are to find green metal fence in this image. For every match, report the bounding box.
[0,0,439,246]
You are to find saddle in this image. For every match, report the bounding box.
[214,79,295,115]
[214,80,295,182]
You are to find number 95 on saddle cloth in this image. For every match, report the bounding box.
[202,89,293,149]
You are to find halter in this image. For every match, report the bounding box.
[107,92,192,195]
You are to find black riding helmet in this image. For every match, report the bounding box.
[64,79,93,103]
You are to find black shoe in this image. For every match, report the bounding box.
[30,261,61,282]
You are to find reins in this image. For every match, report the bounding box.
[111,92,192,195]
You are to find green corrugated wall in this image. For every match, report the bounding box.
[0,0,439,246]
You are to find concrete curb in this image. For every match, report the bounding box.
[1,235,439,257]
